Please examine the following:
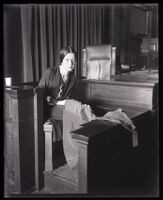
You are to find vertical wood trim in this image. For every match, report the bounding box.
[110,5,115,46]
[81,48,86,77]
[78,141,88,194]
[87,81,91,104]
[44,122,53,171]
[34,89,44,190]
[13,122,21,193]
[111,47,116,75]
[34,91,39,189]
[44,131,53,171]
[148,11,152,38]
[89,82,92,105]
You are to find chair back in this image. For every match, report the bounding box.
[82,45,116,80]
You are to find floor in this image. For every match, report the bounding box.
[30,153,79,196]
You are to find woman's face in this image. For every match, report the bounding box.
[61,53,75,72]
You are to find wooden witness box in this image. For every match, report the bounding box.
[4,85,44,195]
[4,76,158,195]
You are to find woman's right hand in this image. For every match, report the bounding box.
[56,100,66,105]
[47,96,51,103]
[47,96,66,105]
[46,96,55,105]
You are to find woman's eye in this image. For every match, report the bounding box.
[64,58,75,64]
[69,59,75,62]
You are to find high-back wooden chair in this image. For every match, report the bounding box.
[82,44,116,80]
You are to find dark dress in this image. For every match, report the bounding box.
[38,66,76,142]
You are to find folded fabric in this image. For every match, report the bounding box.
[102,108,138,147]
[102,108,135,131]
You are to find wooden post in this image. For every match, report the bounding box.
[33,87,44,190]
[4,86,36,194]
[111,47,116,75]
[44,120,53,171]
[71,134,89,194]
[77,140,88,194]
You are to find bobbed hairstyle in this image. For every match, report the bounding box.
[59,46,76,64]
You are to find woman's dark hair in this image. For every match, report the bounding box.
[59,46,76,64]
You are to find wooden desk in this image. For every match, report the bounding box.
[71,78,158,194]
[71,78,158,115]
[72,109,157,194]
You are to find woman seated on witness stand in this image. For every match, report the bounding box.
[38,46,76,144]
[38,46,137,171]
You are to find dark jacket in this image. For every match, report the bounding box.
[38,66,76,100]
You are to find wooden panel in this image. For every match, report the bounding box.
[4,93,14,121]
[18,120,35,193]
[4,88,34,122]
[4,122,15,194]
[4,87,37,195]
[11,122,21,193]
[73,120,134,194]
[78,142,88,194]
[10,97,34,122]
[90,83,153,109]
[73,109,158,195]
[87,126,133,194]
[18,98,34,122]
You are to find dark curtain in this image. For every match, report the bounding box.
[4,4,111,83]
[3,5,23,83]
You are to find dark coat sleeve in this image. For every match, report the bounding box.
[37,68,52,106]
[38,68,51,88]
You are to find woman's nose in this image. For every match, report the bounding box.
[71,60,74,65]
[68,60,74,65]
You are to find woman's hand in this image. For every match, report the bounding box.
[47,96,66,105]
[46,96,55,105]
[47,96,52,103]
[56,100,66,105]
